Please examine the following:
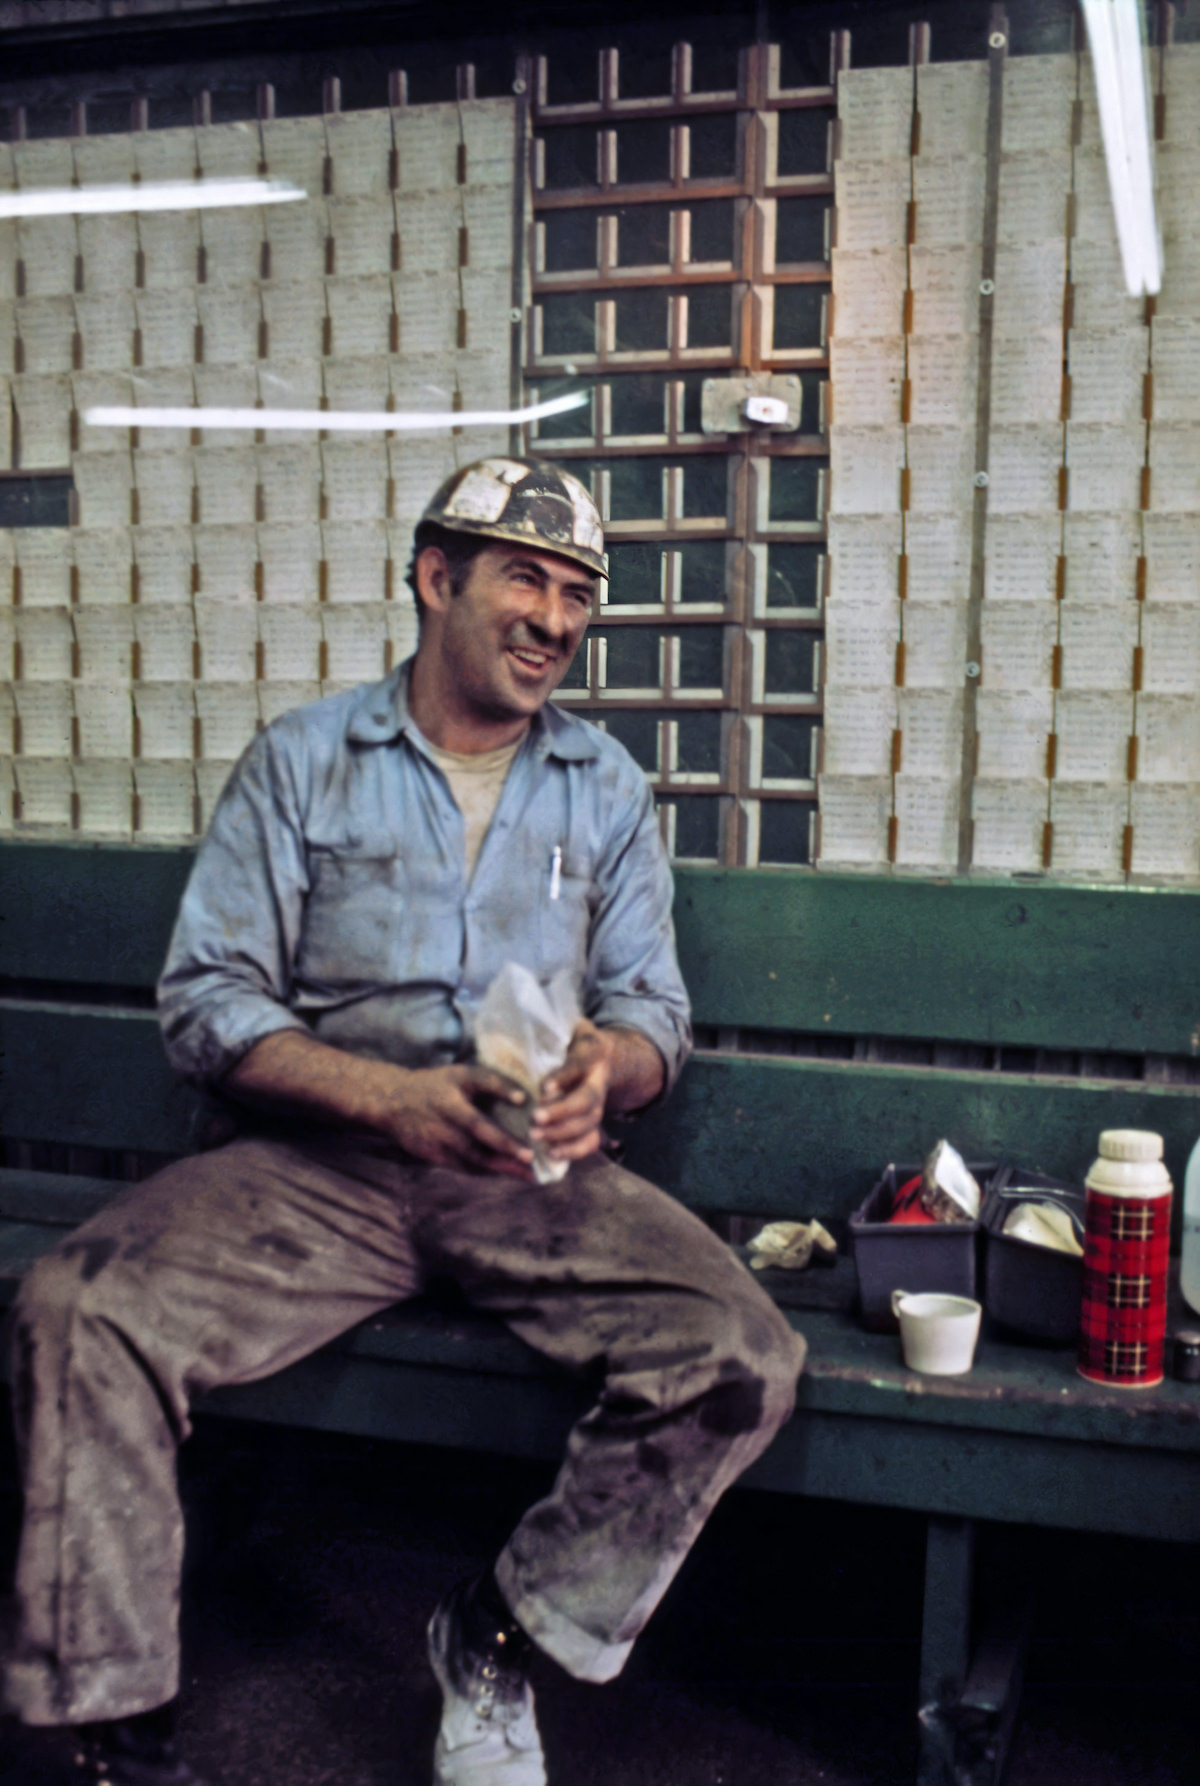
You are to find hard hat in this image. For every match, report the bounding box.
[418,457,606,579]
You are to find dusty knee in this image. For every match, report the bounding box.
[14,1234,135,1343]
[15,1249,85,1333]
[735,1288,804,1419]
[695,1295,804,1441]
[7,1248,109,1428]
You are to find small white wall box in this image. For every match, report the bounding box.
[700,375,802,434]
[742,394,790,425]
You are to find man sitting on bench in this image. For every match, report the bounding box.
[3,457,806,1786]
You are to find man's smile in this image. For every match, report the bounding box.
[506,644,556,674]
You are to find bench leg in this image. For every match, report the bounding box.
[953,1592,1034,1786]
[917,1514,975,1786]
[916,1514,1034,1786]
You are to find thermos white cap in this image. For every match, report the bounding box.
[1086,1128,1171,1198]
[1098,1129,1164,1162]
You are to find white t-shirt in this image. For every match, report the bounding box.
[425,737,523,878]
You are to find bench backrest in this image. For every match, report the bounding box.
[2,841,1198,1220]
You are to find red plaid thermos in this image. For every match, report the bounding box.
[1078,1129,1173,1388]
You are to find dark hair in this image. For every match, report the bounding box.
[405,521,489,628]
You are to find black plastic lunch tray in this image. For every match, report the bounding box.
[981,1166,1086,1345]
[850,1163,987,1334]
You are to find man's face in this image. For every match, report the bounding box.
[422,542,596,723]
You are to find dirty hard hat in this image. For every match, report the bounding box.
[419,457,606,579]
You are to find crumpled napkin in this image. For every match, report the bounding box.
[747,1219,838,1272]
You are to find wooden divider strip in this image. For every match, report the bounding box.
[955,8,1008,873]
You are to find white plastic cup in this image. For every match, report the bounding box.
[891,1290,982,1376]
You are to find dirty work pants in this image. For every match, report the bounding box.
[3,1134,805,1726]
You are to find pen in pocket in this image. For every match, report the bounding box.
[549,845,562,901]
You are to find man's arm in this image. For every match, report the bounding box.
[157,724,315,1085]
[576,761,692,1103]
[529,748,692,1165]
[224,1029,536,1175]
[160,721,534,1176]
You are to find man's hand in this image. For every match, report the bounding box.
[531,1019,614,1165]
[375,1065,536,1175]
[224,1032,534,1177]
[225,1022,664,1178]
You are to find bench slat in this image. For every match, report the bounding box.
[199,1354,1200,1541]
[5,1203,1196,1545]
[3,841,1199,1060]
[0,1004,196,1154]
[624,1053,1200,1217]
[0,841,191,988]
[751,1401,1200,1540]
[0,1168,129,1225]
[2,1243,1185,1461]
[195,1305,1200,1538]
[0,1219,66,1281]
[673,870,1200,1056]
[4,1005,1198,1215]
[3,1209,1197,1458]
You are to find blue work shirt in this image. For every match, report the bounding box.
[158,661,692,1094]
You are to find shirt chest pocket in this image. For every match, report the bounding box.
[301,842,408,988]
[535,855,594,980]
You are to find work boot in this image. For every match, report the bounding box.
[71,1703,210,1786]
[426,1572,547,1786]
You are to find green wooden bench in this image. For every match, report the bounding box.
[2,839,1199,1786]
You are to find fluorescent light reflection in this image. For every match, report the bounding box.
[0,177,305,219]
[84,391,590,434]
[1081,0,1162,296]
